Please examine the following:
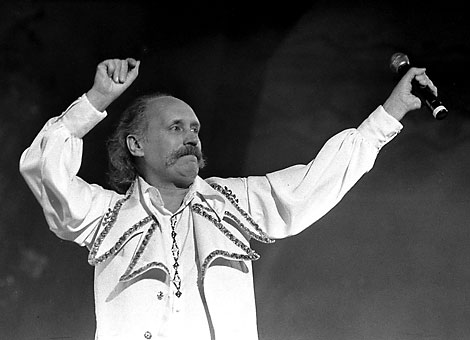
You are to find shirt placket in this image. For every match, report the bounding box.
[170,214,182,298]
[145,186,193,318]
[168,212,185,323]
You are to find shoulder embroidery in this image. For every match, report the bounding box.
[209,183,274,244]
[88,182,153,266]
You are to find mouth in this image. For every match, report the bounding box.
[180,154,198,162]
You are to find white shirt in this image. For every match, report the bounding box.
[19,94,403,339]
[140,177,212,339]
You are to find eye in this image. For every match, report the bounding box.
[190,126,200,133]
[170,125,182,132]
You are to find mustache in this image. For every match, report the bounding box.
[166,145,206,168]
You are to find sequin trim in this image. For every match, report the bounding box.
[88,182,153,266]
[210,183,274,244]
[87,181,274,285]
[88,215,153,266]
[224,211,274,244]
[119,219,170,281]
[191,203,260,282]
[201,250,259,283]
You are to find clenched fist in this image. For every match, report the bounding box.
[86,58,140,112]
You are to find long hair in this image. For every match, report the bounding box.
[106,92,170,193]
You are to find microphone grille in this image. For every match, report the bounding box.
[390,52,410,73]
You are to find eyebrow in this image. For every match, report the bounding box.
[169,119,201,128]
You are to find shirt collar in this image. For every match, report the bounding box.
[136,176,226,218]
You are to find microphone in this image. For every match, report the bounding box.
[389,52,448,120]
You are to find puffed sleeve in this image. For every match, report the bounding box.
[19,94,117,247]
[242,105,403,238]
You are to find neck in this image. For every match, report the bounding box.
[154,183,191,214]
[139,170,196,213]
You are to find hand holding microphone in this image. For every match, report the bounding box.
[389,52,448,120]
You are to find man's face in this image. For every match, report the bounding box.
[134,96,204,188]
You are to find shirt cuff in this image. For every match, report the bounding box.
[58,93,108,138]
[357,105,403,151]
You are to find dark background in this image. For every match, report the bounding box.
[2,1,470,339]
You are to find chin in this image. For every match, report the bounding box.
[171,159,199,187]
[174,175,197,188]
[175,170,199,188]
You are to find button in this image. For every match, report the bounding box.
[144,331,152,339]
[157,291,164,300]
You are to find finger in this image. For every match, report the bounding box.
[411,96,422,111]
[127,59,140,82]
[427,79,438,96]
[406,67,426,80]
[415,73,438,96]
[119,60,128,83]
[430,83,437,95]
[414,74,427,86]
[415,74,430,86]
[112,59,122,83]
[100,59,116,78]
[126,57,138,69]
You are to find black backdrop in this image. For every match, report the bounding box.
[2,1,470,339]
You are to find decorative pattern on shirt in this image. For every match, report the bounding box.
[191,202,260,283]
[87,181,275,286]
[170,214,182,297]
[119,217,170,282]
[209,183,275,244]
[87,181,173,283]
[88,182,153,266]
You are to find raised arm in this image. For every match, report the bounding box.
[19,58,140,246]
[219,66,439,239]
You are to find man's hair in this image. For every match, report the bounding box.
[106,92,170,193]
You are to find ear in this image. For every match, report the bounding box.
[127,135,144,157]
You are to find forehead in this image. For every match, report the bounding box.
[145,96,199,126]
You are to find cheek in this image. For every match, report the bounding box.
[143,139,177,163]
[145,136,171,154]
[143,144,164,163]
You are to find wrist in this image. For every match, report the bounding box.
[86,88,114,112]
[382,100,406,121]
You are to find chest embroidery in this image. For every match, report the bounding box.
[87,181,275,285]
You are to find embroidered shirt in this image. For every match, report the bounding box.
[19,93,403,339]
[138,176,211,339]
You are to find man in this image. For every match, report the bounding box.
[19,57,437,339]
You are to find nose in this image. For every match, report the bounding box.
[184,131,199,146]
